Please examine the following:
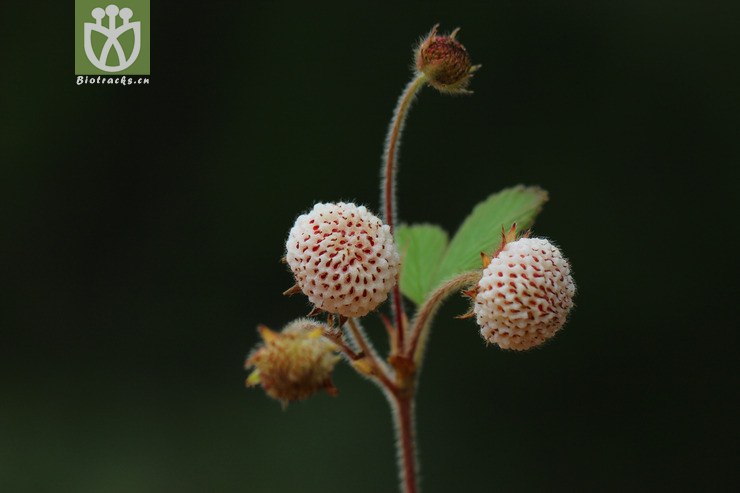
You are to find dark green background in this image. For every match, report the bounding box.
[2,1,738,492]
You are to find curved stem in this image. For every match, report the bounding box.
[382,73,427,354]
[346,318,395,390]
[325,332,362,361]
[382,73,426,234]
[407,271,481,364]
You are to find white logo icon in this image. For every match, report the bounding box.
[84,5,141,72]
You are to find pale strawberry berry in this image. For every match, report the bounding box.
[474,237,575,350]
[286,202,400,318]
[245,319,340,406]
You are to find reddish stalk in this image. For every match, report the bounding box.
[379,73,427,493]
[382,73,426,234]
[392,393,418,493]
[382,73,426,354]
[392,288,406,353]
[407,271,481,363]
[346,319,396,390]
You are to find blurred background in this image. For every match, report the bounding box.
[2,1,738,491]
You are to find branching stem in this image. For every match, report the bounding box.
[407,271,481,364]
[356,73,478,493]
[347,318,396,391]
[322,329,363,361]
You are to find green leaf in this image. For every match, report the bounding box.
[395,224,449,305]
[394,186,548,305]
[434,185,548,285]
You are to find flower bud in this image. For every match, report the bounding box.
[245,319,340,405]
[415,24,480,94]
[473,237,575,350]
[285,202,401,318]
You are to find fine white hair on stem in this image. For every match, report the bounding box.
[410,270,481,366]
[380,74,426,232]
[344,318,393,378]
[385,392,419,493]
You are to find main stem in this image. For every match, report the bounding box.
[393,393,418,493]
[381,73,426,493]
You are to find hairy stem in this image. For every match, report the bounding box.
[322,329,362,361]
[382,72,426,235]
[382,73,427,354]
[346,318,395,390]
[389,392,418,493]
[407,271,481,365]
